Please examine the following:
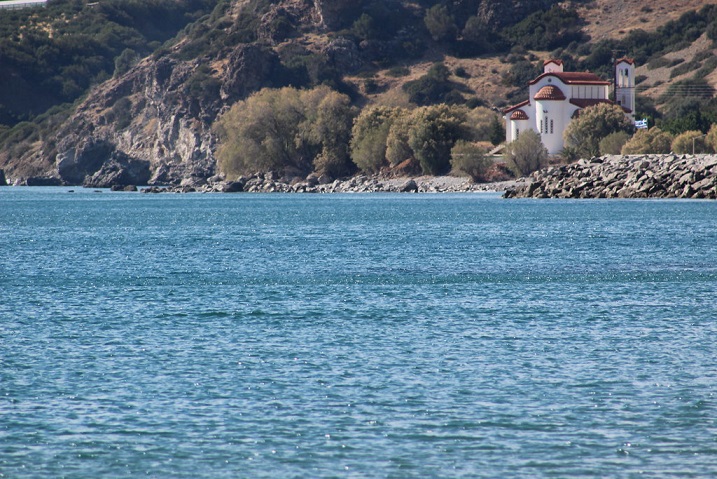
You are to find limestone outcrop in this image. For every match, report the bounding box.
[504,154,717,199]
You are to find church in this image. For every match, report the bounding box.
[503,58,636,154]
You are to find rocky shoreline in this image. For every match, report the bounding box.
[504,154,717,199]
[139,173,515,194]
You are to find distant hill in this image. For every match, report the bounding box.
[1,0,716,185]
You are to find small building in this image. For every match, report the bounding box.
[0,0,47,9]
[503,58,635,155]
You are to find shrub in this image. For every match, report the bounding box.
[454,66,469,78]
[462,107,503,144]
[450,141,491,182]
[386,66,410,78]
[505,129,547,176]
[621,128,674,154]
[114,48,140,77]
[502,5,585,51]
[671,130,711,154]
[502,60,541,88]
[599,131,630,155]
[110,97,133,130]
[402,62,461,106]
[670,60,700,79]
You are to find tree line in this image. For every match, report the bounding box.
[214,86,506,182]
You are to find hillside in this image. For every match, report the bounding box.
[1,0,717,185]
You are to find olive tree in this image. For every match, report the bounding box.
[671,130,711,154]
[621,127,674,154]
[214,86,356,178]
[384,111,414,167]
[350,106,403,173]
[408,104,468,175]
[563,103,633,158]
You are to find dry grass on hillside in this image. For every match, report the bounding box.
[635,34,716,99]
[577,0,717,42]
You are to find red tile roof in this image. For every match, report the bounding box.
[543,59,563,66]
[510,109,529,120]
[529,72,610,86]
[570,98,632,113]
[534,85,566,101]
[615,57,635,65]
[503,99,530,114]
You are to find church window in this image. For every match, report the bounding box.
[550,120,554,134]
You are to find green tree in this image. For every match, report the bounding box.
[114,48,140,77]
[450,140,491,182]
[424,5,457,42]
[350,106,403,173]
[488,115,505,146]
[402,62,461,106]
[621,127,674,154]
[308,89,357,177]
[408,104,468,175]
[214,86,355,178]
[563,104,633,158]
[671,130,711,154]
[385,111,414,167]
[506,129,547,176]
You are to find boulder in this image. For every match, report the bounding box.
[222,181,244,193]
[399,179,418,193]
[83,152,151,188]
[25,176,62,186]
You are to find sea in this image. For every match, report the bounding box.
[1,187,716,478]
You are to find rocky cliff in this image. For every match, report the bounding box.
[1,0,342,186]
[504,154,717,199]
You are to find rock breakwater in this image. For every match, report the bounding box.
[504,154,717,199]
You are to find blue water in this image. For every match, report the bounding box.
[1,187,717,478]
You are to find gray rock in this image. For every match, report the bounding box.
[222,181,244,193]
[399,179,418,193]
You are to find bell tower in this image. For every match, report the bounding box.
[615,57,635,120]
